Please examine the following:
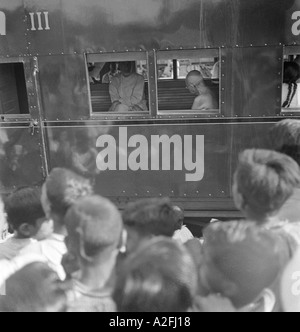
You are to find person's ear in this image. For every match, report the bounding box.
[232,181,246,212]
[18,223,35,237]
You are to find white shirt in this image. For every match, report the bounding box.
[109,73,148,111]
[0,236,36,261]
[20,233,67,280]
[173,225,194,244]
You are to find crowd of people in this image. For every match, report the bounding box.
[1,119,300,312]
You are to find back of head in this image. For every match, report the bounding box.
[64,195,123,259]
[201,221,282,309]
[113,237,198,312]
[119,61,134,75]
[283,61,300,84]
[2,262,67,312]
[269,119,300,166]
[186,70,204,85]
[123,198,177,237]
[234,149,300,221]
[5,187,45,231]
[45,168,93,219]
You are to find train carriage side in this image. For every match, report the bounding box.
[0,0,300,223]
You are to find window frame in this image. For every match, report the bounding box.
[155,48,221,117]
[0,57,33,121]
[86,51,154,120]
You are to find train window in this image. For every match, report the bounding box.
[0,63,29,115]
[282,49,300,113]
[86,53,149,114]
[156,49,220,113]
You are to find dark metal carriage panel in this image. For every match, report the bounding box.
[24,0,200,55]
[38,54,90,121]
[223,46,283,117]
[200,0,296,48]
[45,123,231,201]
[0,126,44,194]
[0,0,28,56]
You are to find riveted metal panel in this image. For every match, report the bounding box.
[38,54,90,121]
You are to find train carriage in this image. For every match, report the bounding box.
[0,0,300,226]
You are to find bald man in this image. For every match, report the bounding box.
[186,70,218,110]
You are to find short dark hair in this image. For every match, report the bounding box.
[123,198,177,237]
[5,187,45,230]
[65,195,123,257]
[2,262,67,312]
[235,149,300,220]
[269,119,300,166]
[202,221,282,309]
[113,237,198,312]
[45,168,93,218]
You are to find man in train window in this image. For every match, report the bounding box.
[185,70,218,110]
[109,61,148,112]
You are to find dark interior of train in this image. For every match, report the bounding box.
[0,63,29,115]
[88,58,220,113]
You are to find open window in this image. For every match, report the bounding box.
[156,49,220,113]
[0,62,29,115]
[282,47,300,113]
[86,52,150,115]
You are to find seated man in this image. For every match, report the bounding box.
[186,70,218,110]
[109,61,148,112]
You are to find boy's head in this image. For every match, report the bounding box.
[1,262,68,312]
[5,187,51,240]
[269,119,300,166]
[41,168,93,223]
[122,198,178,254]
[64,195,123,264]
[233,149,300,222]
[113,237,198,312]
[199,221,282,309]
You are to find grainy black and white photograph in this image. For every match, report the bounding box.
[0,0,300,316]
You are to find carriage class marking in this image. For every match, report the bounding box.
[29,12,50,31]
[0,11,6,35]
[96,127,205,182]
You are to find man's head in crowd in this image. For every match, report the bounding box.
[233,149,300,223]
[122,198,178,254]
[1,262,68,312]
[41,168,93,232]
[199,221,282,310]
[5,187,51,240]
[269,119,300,166]
[64,195,123,268]
[113,237,198,312]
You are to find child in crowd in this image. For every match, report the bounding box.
[21,168,93,280]
[233,149,300,249]
[64,195,123,312]
[0,261,68,312]
[122,198,178,256]
[113,237,198,312]
[197,221,283,312]
[0,187,51,261]
[269,119,300,222]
